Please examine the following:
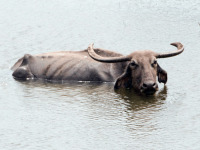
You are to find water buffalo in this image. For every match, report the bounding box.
[11,42,184,94]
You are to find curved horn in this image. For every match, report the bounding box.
[88,43,131,63]
[156,42,184,58]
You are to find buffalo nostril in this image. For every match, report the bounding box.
[143,83,147,88]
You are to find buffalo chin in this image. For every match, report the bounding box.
[141,89,157,95]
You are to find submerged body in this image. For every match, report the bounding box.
[12,49,127,82]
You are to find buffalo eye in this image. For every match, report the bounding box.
[130,61,138,68]
[151,60,157,67]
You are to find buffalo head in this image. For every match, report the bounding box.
[88,42,184,95]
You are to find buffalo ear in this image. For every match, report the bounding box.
[157,64,167,84]
[114,67,132,89]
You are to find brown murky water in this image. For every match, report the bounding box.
[0,0,200,149]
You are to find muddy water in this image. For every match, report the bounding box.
[0,0,200,149]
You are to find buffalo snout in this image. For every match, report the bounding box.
[140,81,158,95]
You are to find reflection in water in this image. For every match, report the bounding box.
[115,85,167,110]
[14,79,168,135]
[114,86,168,138]
[15,79,167,115]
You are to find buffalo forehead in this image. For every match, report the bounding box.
[131,50,156,62]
